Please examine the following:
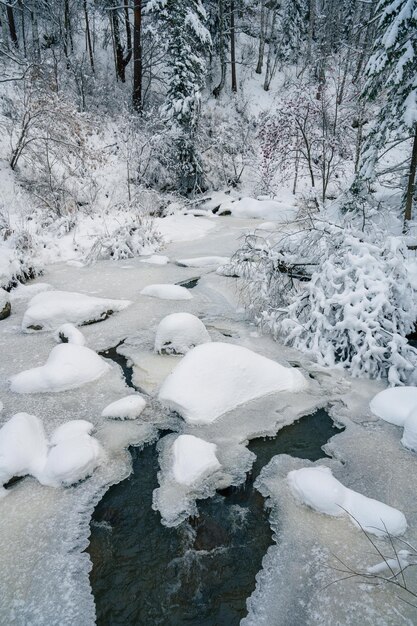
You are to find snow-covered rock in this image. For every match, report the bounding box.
[10,344,111,393]
[41,434,102,487]
[154,313,211,354]
[158,342,308,424]
[101,395,146,420]
[155,215,216,243]
[367,550,411,576]
[218,197,298,221]
[140,255,169,265]
[50,420,94,446]
[22,290,131,332]
[369,386,417,426]
[140,284,192,300]
[288,466,407,537]
[401,408,417,451]
[0,288,11,320]
[172,434,221,486]
[177,256,230,268]
[54,323,86,346]
[0,413,48,496]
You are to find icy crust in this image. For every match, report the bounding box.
[288,466,406,537]
[101,394,147,420]
[154,313,211,354]
[243,402,417,625]
[176,256,230,267]
[10,344,111,393]
[22,290,131,332]
[140,283,193,300]
[153,432,254,527]
[158,342,308,424]
[369,386,417,425]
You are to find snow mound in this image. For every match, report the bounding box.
[41,434,103,487]
[219,197,298,221]
[288,466,407,537]
[54,323,86,346]
[155,313,211,354]
[177,256,230,268]
[140,255,169,265]
[22,290,131,332]
[140,284,192,300]
[10,344,111,393]
[0,413,47,496]
[50,420,94,445]
[101,395,146,420]
[172,434,221,485]
[401,408,417,451]
[369,386,417,426]
[158,342,308,424]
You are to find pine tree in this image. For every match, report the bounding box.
[146,0,211,194]
[279,0,308,63]
[358,0,417,225]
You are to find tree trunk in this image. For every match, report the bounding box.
[307,0,315,63]
[213,0,226,97]
[84,0,95,73]
[31,11,40,59]
[255,0,266,74]
[111,7,132,83]
[404,125,417,228]
[263,8,277,91]
[230,0,237,93]
[6,5,19,48]
[132,0,142,111]
[19,0,27,56]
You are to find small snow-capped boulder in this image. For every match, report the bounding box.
[54,323,86,346]
[176,256,230,268]
[172,434,221,486]
[22,290,131,332]
[10,344,111,393]
[369,386,417,426]
[158,342,308,424]
[155,313,211,355]
[101,394,146,420]
[401,408,417,451]
[41,434,102,487]
[50,420,94,446]
[0,413,48,495]
[140,284,192,301]
[288,466,407,537]
[140,255,169,265]
[0,288,11,320]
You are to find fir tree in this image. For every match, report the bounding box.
[146,0,211,194]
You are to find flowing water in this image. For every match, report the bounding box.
[88,409,340,625]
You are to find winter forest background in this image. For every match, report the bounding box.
[1,0,417,384]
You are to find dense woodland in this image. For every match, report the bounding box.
[1,0,417,381]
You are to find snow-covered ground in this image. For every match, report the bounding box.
[1,212,417,625]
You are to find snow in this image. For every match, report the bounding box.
[288,466,407,537]
[171,434,221,485]
[154,312,211,354]
[154,215,216,242]
[41,434,103,487]
[140,255,170,265]
[9,282,52,302]
[217,197,298,221]
[367,550,411,575]
[0,413,47,497]
[140,284,193,300]
[401,407,417,451]
[369,386,417,425]
[50,420,94,445]
[101,395,146,420]
[54,323,86,346]
[158,342,308,424]
[22,290,131,332]
[176,256,230,268]
[10,344,111,393]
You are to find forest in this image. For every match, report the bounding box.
[1,1,417,625]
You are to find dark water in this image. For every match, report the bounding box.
[88,409,339,626]
[176,276,200,289]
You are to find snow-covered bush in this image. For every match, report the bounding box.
[232,223,417,383]
[87,211,162,262]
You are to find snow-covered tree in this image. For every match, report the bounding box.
[146,0,211,194]
[358,0,417,224]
